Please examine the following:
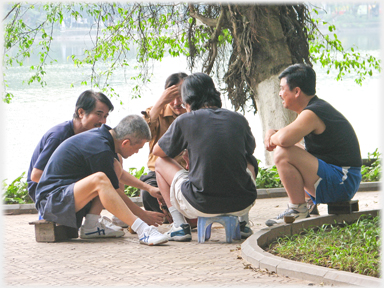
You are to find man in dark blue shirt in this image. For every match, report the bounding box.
[27,90,114,203]
[36,115,168,246]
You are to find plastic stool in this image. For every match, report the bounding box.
[197,215,241,243]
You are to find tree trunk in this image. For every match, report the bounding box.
[246,6,298,165]
[192,5,308,166]
[253,76,297,166]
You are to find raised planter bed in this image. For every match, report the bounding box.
[241,209,381,286]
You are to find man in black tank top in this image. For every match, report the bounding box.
[264,64,362,227]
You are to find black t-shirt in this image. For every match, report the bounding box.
[158,108,257,214]
[35,124,119,208]
[304,96,362,167]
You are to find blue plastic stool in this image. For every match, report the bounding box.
[197,215,241,243]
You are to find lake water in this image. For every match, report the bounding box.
[1,30,381,183]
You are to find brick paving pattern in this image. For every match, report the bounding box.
[3,191,380,287]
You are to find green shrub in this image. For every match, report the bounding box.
[124,166,147,197]
[361,148,381,182]
[1,166,148,205]
[2,172,33,204]
[256,161,282,188]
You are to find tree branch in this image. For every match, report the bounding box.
[188,3,218,27]
[203,6,226,74]
[3,3,20,21]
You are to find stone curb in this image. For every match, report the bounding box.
[2,182,380,215]
[256,181,381,198]
[2,197,144,215]
[241,209,381,287]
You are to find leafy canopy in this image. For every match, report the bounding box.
[2,2,381,108]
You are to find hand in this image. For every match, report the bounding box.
[182,149,189,170]
[264,129,278,151]
[148,186,164,203]
[141,210,165,227]
[160,85,181,105]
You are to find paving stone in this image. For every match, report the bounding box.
[3,190,380,287]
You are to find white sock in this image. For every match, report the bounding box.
[288,203,307,212]
[168,206,187,228]
[131,218,149,237]
[83,214,100,228]
[239,213,249,224]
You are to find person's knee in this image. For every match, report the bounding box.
[155,157,166,173]
[91,172,113,191]
[273,146,290,165]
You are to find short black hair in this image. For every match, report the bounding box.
[73,90,114,119]
[164,72,188,89]
[279,64,316,96]
[181,72,222,111]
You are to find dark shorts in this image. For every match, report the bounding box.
[38,183,92,229]
[140,171,157,186]
[307,159,362,204]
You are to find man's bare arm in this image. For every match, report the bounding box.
[267,110,325,150]
[31,168,43,183]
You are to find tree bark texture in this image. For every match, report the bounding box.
[189,4,310,164]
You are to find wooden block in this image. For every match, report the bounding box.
[63,225,79,239]
[29,219,78,242]
[327,200,359,215]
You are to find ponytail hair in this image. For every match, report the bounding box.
[181,72,222,111]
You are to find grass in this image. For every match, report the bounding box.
[267,215,381,278]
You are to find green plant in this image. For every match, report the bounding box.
[256,161,282,188]
[2,172,33,204]
[124,166,147,197]
[267,215,381,277]
[361,148,381,182]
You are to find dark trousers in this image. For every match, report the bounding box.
[140,171,162,213]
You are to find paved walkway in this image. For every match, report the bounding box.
[3,191,380,287]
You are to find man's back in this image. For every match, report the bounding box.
[304,96,361,167]
[35,125,119,208]
[158,108,257,214]
[27,120,75,202]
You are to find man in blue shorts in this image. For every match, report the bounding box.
[264,64,362,226]
[35,115,168,245]
[27,90,114,203]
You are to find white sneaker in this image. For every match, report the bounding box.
[139,226,168,246]
[80,221,125,239]
[165,223,192,241]
[265,204,309,227]
[111,215,129,228]
[99,216,123,231]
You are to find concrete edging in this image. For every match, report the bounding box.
[2,197,144,215]
[256,181,381,199]
[241,209,381,286]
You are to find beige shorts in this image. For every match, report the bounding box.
[170,169,256,219]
